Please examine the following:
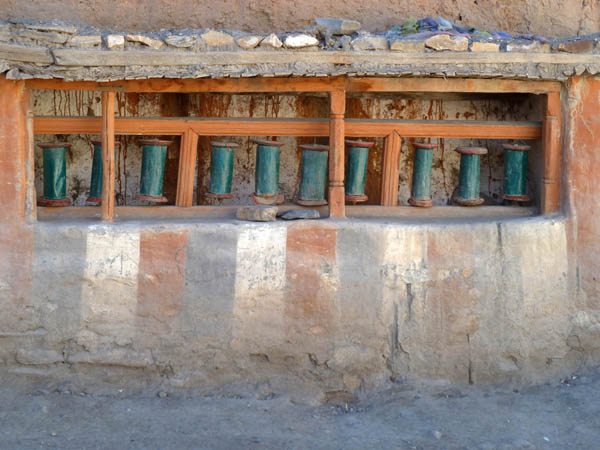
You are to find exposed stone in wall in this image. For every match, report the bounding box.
[0,19,600,81]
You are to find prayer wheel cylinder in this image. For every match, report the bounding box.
[38,142,71,207]
[455,146,488,206]
[137,139,172,203]
[297,144,328,206]
[207,141,238,199]
[252,139,284,205]
[502,144,531,201]
[408,142,437,207]
[87,140,120,204]
[345,140,373,204]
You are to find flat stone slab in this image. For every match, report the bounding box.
[236,206,277,222]
[280,209,320,220]
[315,18,361,35]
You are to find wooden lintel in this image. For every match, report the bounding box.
[381,132,402,206]
[26,76,560,94]
[175,129,198,207]
[33,116,541,140]
[101,91,116,221]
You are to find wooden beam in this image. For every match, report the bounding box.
[26,76,560,94]
[33,117,541,140]
[176,129,198,207]
[381,132,402,206]
[101,91,116,221]
[541,91,561,214]
[329,90,346,218]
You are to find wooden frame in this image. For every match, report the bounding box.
[27,76,562,220]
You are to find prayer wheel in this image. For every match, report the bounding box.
[38,142,70,207]
[345,140,373,204]
[207,141,238,199]
[297,144,328,206]
[502,143,531,201]
[252,139,284,205]
[455,146,487,206]
[408,142,437,207]
[87,140,120,204]
[137,139,172,203]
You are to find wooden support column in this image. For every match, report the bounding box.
[101,91,116,221]
[380,131,402,206]
[329,90,346,218]
[175,129,199,207]
[541,91,561,214]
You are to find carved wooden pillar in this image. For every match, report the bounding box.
[175,128,199,207]
[328,90,346,218]
[380,131,402,206]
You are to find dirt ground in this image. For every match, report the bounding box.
[1,370,599,450]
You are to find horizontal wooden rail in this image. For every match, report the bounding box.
[26,77,561,94]
[34,116,541,140]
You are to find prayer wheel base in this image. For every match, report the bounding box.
[86,196,101,205]
[296,198,328,206]
[136,194,168,203]
[38,198,70,207]
[345,194,368,204]
[408,197,433,208]
[503,194,531,202]
[206,192,234,199]
[454,197,484,206]
[252,193,284,205]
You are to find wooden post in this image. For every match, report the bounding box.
[541,91,561,214]
[329,90,346,218]
[380,132,402,206]
[101,91,116,221]
[175,129,199,207]
[25,98,37,222]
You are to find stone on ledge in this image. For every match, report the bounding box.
[280,209,320,220]
[390,39,425,52]
[19,29,70,44]
[556,39,595,53]
[237,35,263,49]
[315,18,361,35]
[425,34,469,51]
[201,30,234,47]
[284,34,319,49]
[165,34,196,48]
[351,35,388,50]
[69,35,102,47]
[260,33,283,48]
[236,205,277,222]
[506,40,550,53]
[126,34,164,50]
[24,22,78,34]
[106,34,124,49]
[471,41,500,52]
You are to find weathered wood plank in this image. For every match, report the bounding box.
[541,91,561,214]
[26,76,560,94]
[175,129,198,207]
[329,90,346,218]
[33,116,542,139]
[0,43,53,63]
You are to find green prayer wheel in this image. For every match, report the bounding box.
[252,139,284,205]
[297,144,328,206]
[38,142,70,207]
[87,140,120,205]
[345,140,373,204]
[207,141,238,199]
[455,146,488,206]
[408,142,437,207]
[137,139,172,203]
[503,144,531,201]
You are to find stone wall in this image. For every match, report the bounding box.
[2,0,599,37]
